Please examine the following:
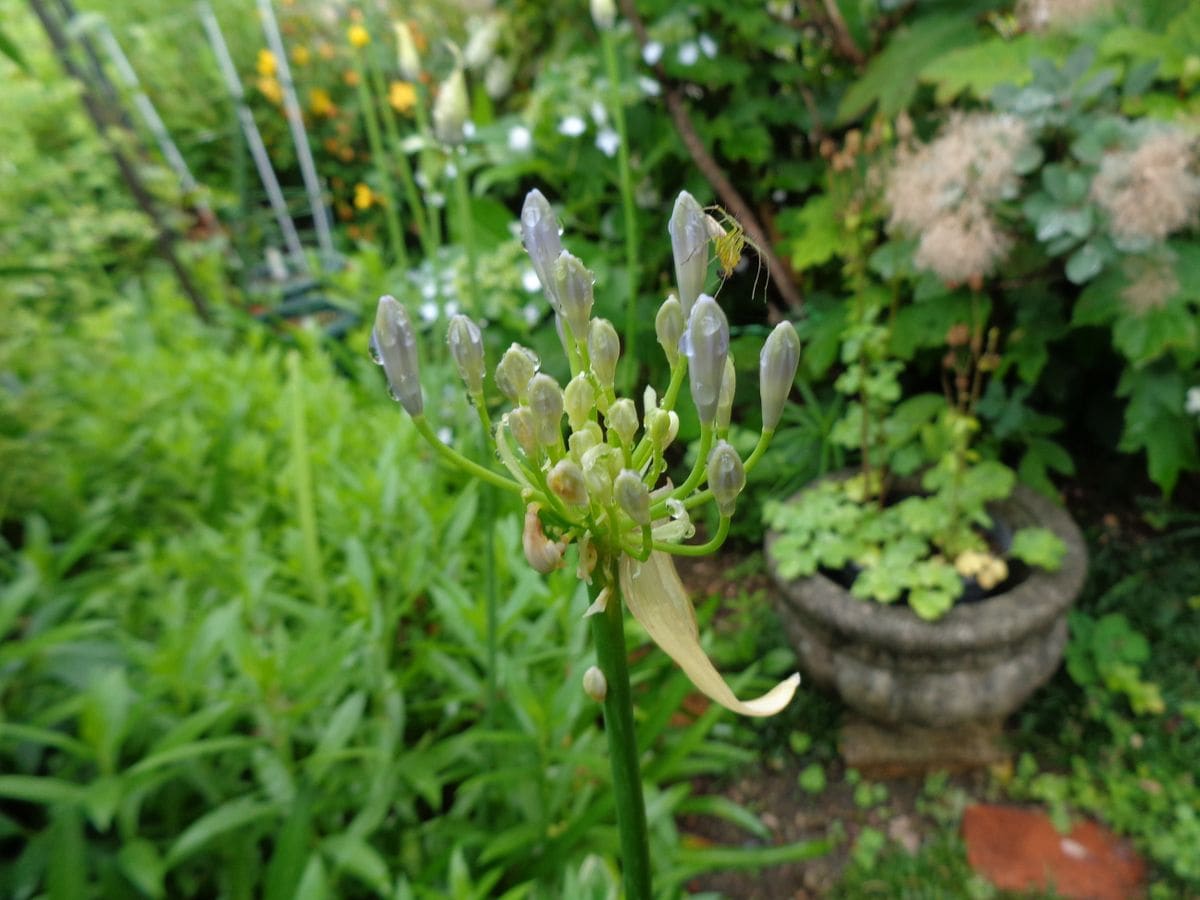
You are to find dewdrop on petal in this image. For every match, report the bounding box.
[433,67,469,145]
[760,320,800,431]
[554,251,595,339]
[495,344,539,402]
[715,356,735,433]
[707,440,745,517]
[527,373,565,446]
[682,295,729,426]
[589,318,620,390]
[447,315,485,395]
[655,295,684,366]
[372,295,423,415]
[521,189,564,312]
[669,191,710,319]
[549,459,589,506]
[615,469,651,526]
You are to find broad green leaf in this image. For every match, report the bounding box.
[0,776,86,807]
[920,34,1049,103]
[323,834,391,896]
[118,839,165,899]
[1010,527,1067,571]
[782,195,840,273]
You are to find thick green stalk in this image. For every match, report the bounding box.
[602,30,640,390]
[588,572,652,900]
[352,56,407,269]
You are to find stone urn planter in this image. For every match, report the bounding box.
[765,482,1088,730]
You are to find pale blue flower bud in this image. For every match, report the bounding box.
[655,295,684,366]
[495,344,539,402]
[553,251,595,339]
[564,373,596,431]
[707,440,745,517]
[527,373,564,445]
[371,295,423,415]
[549,459,589,506]
[606,398,638,448]
[447,315,485,395]
[588,318,620,390]
[521,189,564,311]
[614,469,650,526]
[716,356,736,433]
[681,295,729,426]
[669,191,709,319]
[760,321,800,431]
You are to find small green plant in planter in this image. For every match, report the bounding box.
[765,319,1067,621]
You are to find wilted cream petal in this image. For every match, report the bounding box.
[619,551,799,717]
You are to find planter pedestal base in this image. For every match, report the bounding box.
[839,715,1009,778]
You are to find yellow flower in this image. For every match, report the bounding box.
[348,24,370,48]
[343,69,360,87]
[354,183,374,210]
[388,80,417,114]
[256,49,276,78]
[309,87,335,118]
[291,45,310,67]
[257,76,283,105]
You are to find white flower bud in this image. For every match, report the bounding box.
[446,315,485,394]
[590,0,617,31]
[669,191,709,320]
[583,665,607,702]
[522,504,564,573]
[707,440,745,517]
[394,22,421,82]
[588,318,620,390]
[549,459,589,506]
[655,295,684,366]
[614,469,650,526]
[507,406,538,458]
[521,189,564,312]
[681,295,729,426]
[582,443,619,500]
[716,356,735,433]
[553,251,595,339]
[433,67,469,145]
[371,295,423,415]
[568,423,601,460]
[463,15,500,71]
[564,373,596,431]
[760,321,800,431]
[606,397,638,448]
[495,344,539,402]
[527,373,564,446]
[645,407,671,449]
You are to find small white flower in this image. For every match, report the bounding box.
[522,268,542,293]
[590,100,608,125]
[415,171,429,190]
[420,281,437,300]
[1186,386,1200,416]
[437,426,454,445]
[559,115,587,137]
[772,189,787,203]
[596,127,620,158]
[642,41,663,65]
[698,34,718,58]
[522,302,541,325]
[508,124,532,152]
[428,192,446,208]
[419,301,439,323]
[678,42,699,66]
[444,300,460,318]
[638,75,661,97]
[462,121,476,139]
[445,162,458,179]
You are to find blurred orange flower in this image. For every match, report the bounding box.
[309,87,336,118]
[388,80,417,114]
[291,45,310,66]
[348,24,369,48]
[256,49,276,77]
[343,69,360,87]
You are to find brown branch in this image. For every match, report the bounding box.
[817,0,866,66]
[619,0,802,316]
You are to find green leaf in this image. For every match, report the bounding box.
[307,690,366,779]
[0,776,87,807]
[322,834,391,896]
[118,840,165,899]
[1117,366,1200,495]
[798,763,827,795]
[1065,242,1105,284]
[265,791,312,900]
[0,28,28,72]
[165,798,278,868]
[47,806,86,900]
[920,34,1051,103]
[1009,527,1066,571]
[783,195,840,273]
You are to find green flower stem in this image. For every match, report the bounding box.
[352,55,407,269]
[368,61,434,259]
[411,85,442,248]
[630,363,687,470]
[412,415,522,494]
[650,425,712,517]
[654,515,730,556]
[452,157,480,308]
[588,572,652,900]
[601,30,640,392]
[681,428,774,512]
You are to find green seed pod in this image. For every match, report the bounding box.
[715,356,736,433]
[564,373,596,431]
[614,469,650,526]
[527,373,564,446]
[521,189,564,311]
[446,314,485,395]
[588,318,620,390]
[507,406,538,458]
[669,191,709,320]
[548,458,589,506]
[371,295,423,416]
[553,251,595,340]
[760,321,801,431]
[682,295,729,426]
[707,440,745,517]
[606,397,638,448]
[655,295,684,366]
[495,344,539,402]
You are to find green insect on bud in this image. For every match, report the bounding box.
[760,321,800,431]
[521,189,564,312]
[707,440,745,517]
[606,397,638,448]
[553,251,595,340]
[548,459,589,506]
[588,318,620,390]
[564,373,596,431]
[655,295,684,366]
[669,191,709,320]
[371,295,423,416]
[527,373,565,446]
[716,356,735,434]
[446,314,485,395]
[614,469,650,526]
[682,295,729,426]
[495,344,539,402]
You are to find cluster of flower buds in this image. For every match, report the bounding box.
[370,188,802,717]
